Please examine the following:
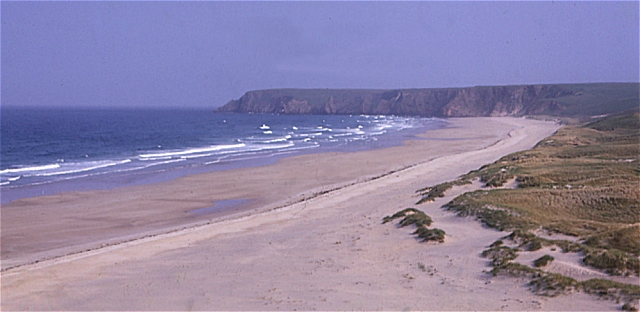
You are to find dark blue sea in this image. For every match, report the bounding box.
[1,108,445,203]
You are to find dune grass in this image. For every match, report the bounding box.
[382,208,432,227]
[426,111,639,253]
[413,227,446,243]
[417,112,639,305]
[485,238,640,305]
[623,301,639,312]
[383,208,445,243]
[415,180,471,204]
[481,243,519,267]
[533,255,555,268]
[583,249,640,277]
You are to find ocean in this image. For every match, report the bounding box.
[1,108,444,203]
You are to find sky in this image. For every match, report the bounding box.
[2,1,638,109]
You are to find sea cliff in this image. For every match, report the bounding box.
[217,83,639,118]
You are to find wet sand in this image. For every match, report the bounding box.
[2,117,619,310]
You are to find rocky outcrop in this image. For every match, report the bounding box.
[217,83,638,118]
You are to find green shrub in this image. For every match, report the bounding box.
[399,212,433,228]
[416,179,471,204]
[416,182,454,204]
[516,175,544,188]
[533,255,555,267]
[417,262,426,271]
[383,208,444,243]
[581,278,640,302]
[481,170,514,187]
[622,302,638,312]
[413,227,446,243]
[490,262,539,277]
[554,240,585,253]
[529,273,579,297]
[525,237,548,251]
[382,208,422,224]
[482,244,519,267]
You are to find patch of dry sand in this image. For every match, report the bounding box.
[1,117,621,310]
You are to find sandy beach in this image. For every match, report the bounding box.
[1,117,621,310]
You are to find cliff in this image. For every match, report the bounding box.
[217,83,639,118]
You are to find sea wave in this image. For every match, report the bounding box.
[259,137,290,144]
[0,164,61,175]
[30,159,132,177]
[119,158,187,172]
[138,143,246,159]
[1,113,441,190]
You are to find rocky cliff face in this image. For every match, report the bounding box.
[216,85,581,117]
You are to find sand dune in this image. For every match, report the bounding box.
[2,117,620,310]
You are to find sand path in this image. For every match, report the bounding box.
[1,117,620,310]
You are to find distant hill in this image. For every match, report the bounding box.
[217,83,639,118]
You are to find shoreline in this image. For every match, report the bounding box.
[4,117,617,311]
[1,112,442,204]
[0,117,475,270]
[0,154,433,274]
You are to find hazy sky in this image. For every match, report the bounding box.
[2,1,638,108]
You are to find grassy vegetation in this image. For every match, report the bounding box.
[427,112,639,268]
[583,249,640,276]
[534,255,555,267]
[382,208,432,227]
[584,225,640,255]
[383,208,445,243]
[547,83,639,118]
[416,180,471,204]
[506,230,560,252]
[504,230,640,276]
[417,262,426,271]
[485,240,640,304]
[581,278,640,301]
[622,302,639,312]
[482,243,519,267]
[417,112,639,305]
[529,272,581,297]
[413,227,446,243]
[444,192,539,232]
[490,261,540,278]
